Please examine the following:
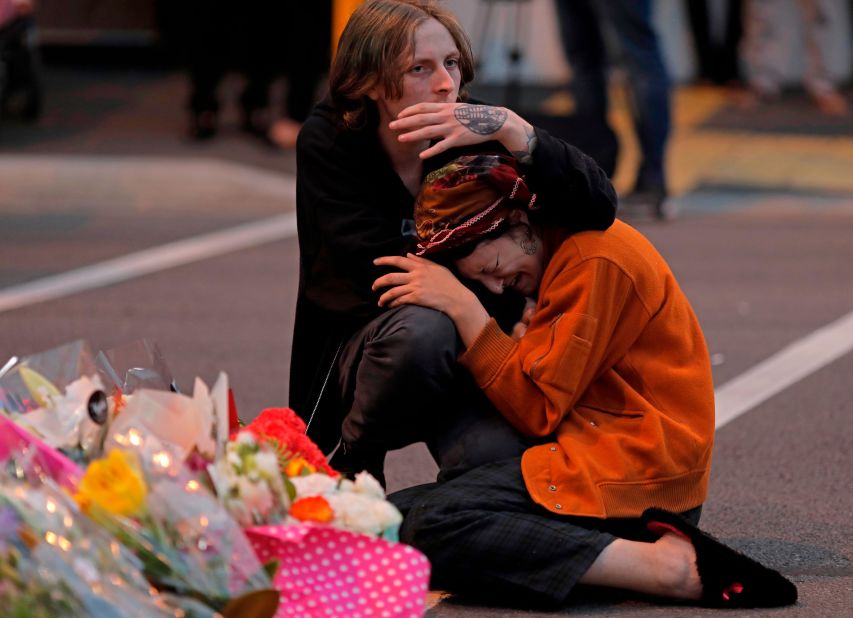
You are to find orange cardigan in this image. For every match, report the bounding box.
[459,220,715,519]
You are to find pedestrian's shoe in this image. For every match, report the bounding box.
[620,188,672,221]
[189,110,217,141]
[642,507,798,608]
[241,109,276,147]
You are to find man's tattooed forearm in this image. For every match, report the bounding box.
[453,105,507,135]
[511,123,538,165]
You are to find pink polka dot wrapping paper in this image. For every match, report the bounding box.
[245,523,430,618]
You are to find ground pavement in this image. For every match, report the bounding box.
[0,65,851,616]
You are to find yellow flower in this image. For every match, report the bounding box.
[284,457,316,478]
[75,449,147,517]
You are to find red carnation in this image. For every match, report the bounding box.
[243,407,337,476]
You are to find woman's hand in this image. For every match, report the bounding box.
[389,102,537,162]
[512,297,537,340]
[373,253,490,347]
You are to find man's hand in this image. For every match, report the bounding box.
[373,253,490,346]
[389,102,537,162]
[511,297,537,340]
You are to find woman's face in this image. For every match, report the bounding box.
[454,227,546,297]
[371,18,462,120]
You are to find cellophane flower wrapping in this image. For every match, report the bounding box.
[209,431,290,527]
[74,437,273,611]
[0,442,215,617]
[0,340,113,464]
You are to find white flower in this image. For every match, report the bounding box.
[353,472,385,499]
[254,451,279,478]
[326,492,403,537]
[235,431,256,447]
[290,473,338,498]
[236,477,274,523]
[226,451,242,470]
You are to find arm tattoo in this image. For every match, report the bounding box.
[511,124,538,165]
[453,105,507,135]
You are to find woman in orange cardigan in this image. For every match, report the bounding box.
[373,152,797,608]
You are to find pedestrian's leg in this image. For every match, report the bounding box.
[553,0,609,121]
[604,0,670,197]
[799,0,848,115]
[740,0,785,101]
[184,0,226,139]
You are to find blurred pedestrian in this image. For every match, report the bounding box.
[554,0,672,219]
[178,0,275,141]
[686,0,744,86]
[740,0,849,115]
[266,1,333,149]
[0,0,42,122]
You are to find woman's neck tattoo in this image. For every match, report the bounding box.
[454,105,507,135]
[519,236,538,256]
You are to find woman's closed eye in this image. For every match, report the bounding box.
[483,256,499,274]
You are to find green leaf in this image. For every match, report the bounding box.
[262,559,280,581]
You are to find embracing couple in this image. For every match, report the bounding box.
[289,0,797,610]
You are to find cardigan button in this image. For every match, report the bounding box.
[589,420,598,427]
[548,485,557,491]
[549,446,557,452]
[554,503,562,509]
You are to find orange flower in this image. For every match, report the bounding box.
[289,496,334,523]
[284,457,317,478]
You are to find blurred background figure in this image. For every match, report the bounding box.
[0,0,42,122]
[266,1,332,149]
[178,0,274,141]
[174,0,331,146]
[740,0,849,115]
[686,0,744,86]
[554,0,672,219]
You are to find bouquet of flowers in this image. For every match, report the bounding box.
[0,446,215,617]
[209,431,291,527]
[72,442,278,616]
[0,340,117,464]
[1,340,430,618]
[226,407,401,538]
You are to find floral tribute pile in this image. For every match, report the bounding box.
[0,340,429,617]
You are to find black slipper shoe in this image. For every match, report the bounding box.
[642,508,798,608]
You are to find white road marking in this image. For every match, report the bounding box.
[2,187,852,429]
[714,308,853,428]
[0,213,297,313]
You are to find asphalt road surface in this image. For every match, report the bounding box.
[1,66,851,616]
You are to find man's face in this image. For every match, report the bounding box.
[455,229,545,297]
[370,18,462,121]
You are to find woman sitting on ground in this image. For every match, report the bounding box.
[372,152,797,609]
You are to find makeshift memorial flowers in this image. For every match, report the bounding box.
[210,431,291,526]
[241,407,337,477]
[288,471,403,540]
[1,339,430,618]
[0,341,119,464]
[0,505,85,618]
[0,456,206,617]
[71,445,278,616]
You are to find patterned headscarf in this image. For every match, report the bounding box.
[414,153,537,256]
